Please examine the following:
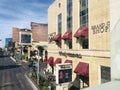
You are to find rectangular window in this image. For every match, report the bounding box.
[67,0,72,30]
[80,0,88,27]
[101,66,111,84]
[79,0,89,49]
[58,13,62,34]
[66,40,72,49]
[66,0,72,49]
[21,34,31,43]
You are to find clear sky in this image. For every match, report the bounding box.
[0,0,54,48]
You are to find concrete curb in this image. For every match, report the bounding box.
[25,73,39,90]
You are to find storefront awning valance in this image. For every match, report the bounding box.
[74,62,89,77]
[62,30,72,40]
[48,56,54,64]
[53,33,61,41]
[74,26,88,38]
[64,59,72,63]
[54,58,62,66]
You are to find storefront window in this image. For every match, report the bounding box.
[82,39,88,49]
[101,66,111,84]
[68,40,72,49]
[56,41,61,48]
[65,39,72,49]
[78,37,88,49]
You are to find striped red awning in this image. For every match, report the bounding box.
[62,30,72,40]
[54,58,62,66]
[74,26,88,38]
[53,33,61,41]
[64,60,72,63]
[74,62,89,77]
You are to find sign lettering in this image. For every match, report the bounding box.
[59,51,82,58]
[91,21,110,34]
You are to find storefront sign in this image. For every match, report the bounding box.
[59,51,82,58]
[91,21,110,34]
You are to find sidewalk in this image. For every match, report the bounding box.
[10,56,39,90]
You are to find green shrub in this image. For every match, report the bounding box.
[43,80,49,87]
[22,54,28,60]
[43,86,48,90]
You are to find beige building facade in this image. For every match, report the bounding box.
[48,0,110,89]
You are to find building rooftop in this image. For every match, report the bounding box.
[20,28,31,32]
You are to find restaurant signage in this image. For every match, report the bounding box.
[59,51,82,58]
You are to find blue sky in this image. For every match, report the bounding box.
[0,0,54,47]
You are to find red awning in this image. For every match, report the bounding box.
[64,60,72,63]
[53,33,61,41]
[74,26,88,38]
[54,58,62,66]
[47,57,54,64]
[62,30,72,40]
[74,62,89,77]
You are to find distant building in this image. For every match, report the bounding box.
[31,22,48,42]
[12,27,32,45]
[5,38,12,48]
[12,27,20,43]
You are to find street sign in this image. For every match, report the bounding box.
[56,63,72,84]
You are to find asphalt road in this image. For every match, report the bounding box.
[0,56,34,90]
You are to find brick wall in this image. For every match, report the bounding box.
[31,22,48,42]
[12,27,20,42]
